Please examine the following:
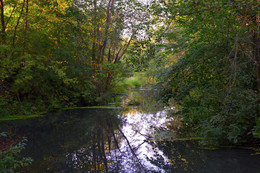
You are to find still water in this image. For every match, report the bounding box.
[3,108,260,172]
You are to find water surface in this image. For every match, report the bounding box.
[1,108,260,172]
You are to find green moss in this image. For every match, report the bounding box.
[0,114,45,121]
[172,137,203,141]
[0,106,124,121]
[198,146,219,150]
[62,106,122,110]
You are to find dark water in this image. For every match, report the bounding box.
[1,108,260,173]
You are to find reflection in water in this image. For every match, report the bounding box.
[1,108,259,172]
[64,108,172,173]
[119,109,172,173]
[63,109,124,172]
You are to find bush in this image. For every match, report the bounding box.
[0,138,33,172]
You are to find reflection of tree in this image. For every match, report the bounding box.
[65,110,117,172]
[146,140,206,172]
[18,108,174,172]
[65,109,145,173]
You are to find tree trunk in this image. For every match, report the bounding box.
[254,30,260,94]
[100,0,114,64]
[252,10,260,95]
[92,0,97,73]
[24,0,28,30]
[22,0,29,54]
[12,0,25,47]
[0,0,5,42]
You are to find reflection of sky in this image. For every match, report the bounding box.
[65,108,174,172]
[118,109,173,172]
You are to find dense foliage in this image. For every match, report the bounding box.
[0,0,97,115]
[0,0,148,116]
[148,0,260,144]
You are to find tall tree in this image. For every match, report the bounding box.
[0,0,5,42]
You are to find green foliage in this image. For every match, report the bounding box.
[123,91,142,106]
[155,42,259,145]
[124,72,147,89]
[0,0,97,116]
[252,118,260,138]
[150,0,260,145]
[0,138,33,172]
[0,0,153,115]
[0,0,258,147]
[125,40,156,72]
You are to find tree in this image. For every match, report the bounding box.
[0,0,96,115]
[149,0,260,144]
[73,0,150,100]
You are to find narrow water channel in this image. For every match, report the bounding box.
[1,108,260,172]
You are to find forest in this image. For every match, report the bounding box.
[0,0,259,172]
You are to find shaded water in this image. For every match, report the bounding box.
[1,108,260,172]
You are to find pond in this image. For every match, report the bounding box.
[1,107,260,173]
